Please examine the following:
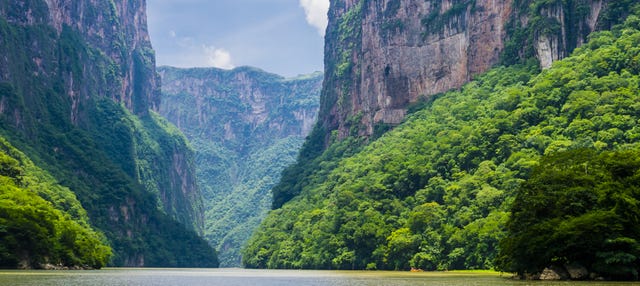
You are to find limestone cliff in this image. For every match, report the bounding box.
[42,0,159,114]
[158,66,322,267]
[320,0,626,141]
[0,0,215,266]
[507,0,609,69]
[159,67,320,149]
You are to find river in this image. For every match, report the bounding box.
[0,268,636,286]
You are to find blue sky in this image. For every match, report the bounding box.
[147,0,328,77]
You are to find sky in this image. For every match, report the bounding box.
[146,0,329,77]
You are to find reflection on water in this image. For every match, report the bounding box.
[0,268,636,286]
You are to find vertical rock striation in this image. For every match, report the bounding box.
[42,0,159,114]
[319,0,621,141]
[321,0,513,140]
[0,0,214,266]
[159,67,320,150]
[508,0,607,69]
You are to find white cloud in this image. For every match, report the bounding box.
[299,0,329,36]
[203,46,234,69]
[158,30,235,69]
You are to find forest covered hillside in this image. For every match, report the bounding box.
[0,0,217,267]
[0,137,111,269]
[243,1,640,280]
[158,66,322,267]
[273,0,636,210]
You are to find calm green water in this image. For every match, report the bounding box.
[0,268,637,286]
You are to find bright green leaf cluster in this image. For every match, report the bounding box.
[0,138,111,269]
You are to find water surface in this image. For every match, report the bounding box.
[0,268,636,286]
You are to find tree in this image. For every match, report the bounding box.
[496,149,640,280]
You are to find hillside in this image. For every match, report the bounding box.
[0,137,111,268]
[158,66,322,267]
[272,0,635,209]
[243,3,640,279]
[0,0,217,267]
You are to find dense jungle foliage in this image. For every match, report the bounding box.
[0,137,111,269]
[243,14,640,277]
[496,148,640,280]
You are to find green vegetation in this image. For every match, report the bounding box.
[316,0,365,150]
[274,0,364,209]
[502,0,637,66]
[421,0,476,37]
[203,136,305,266]
[0,1,218,267]
[244,14,640,277]
[335,0,362,80]
[91,99,203,231]
[158,67,321,267]
[271,128,364,210]
[0,137,111,269]
[496,149,640,280]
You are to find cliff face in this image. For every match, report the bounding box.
[0,0,215,266]
[160,67,320,149]
[43,0,159,114]
[320,0,619,140]
[158,66,322,267]
[507,0,607,69]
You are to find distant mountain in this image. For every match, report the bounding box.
[158,66,322,267]
[0,0,217,267]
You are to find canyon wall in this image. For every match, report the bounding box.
[0,0,215,266]
[320,0,615,140]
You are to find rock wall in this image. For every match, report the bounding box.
[159,67,320,146]
[0,0,213,266]
[319,0,616,141]
[0,0,158,119]
[321,0,513,140]
[43,0,159,114]
[158,66,322,267]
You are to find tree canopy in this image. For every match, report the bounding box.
[0,138,111,269]
[496,149,640,280]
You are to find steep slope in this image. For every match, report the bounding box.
[244,2,640,273]
[158,66,321,267]
[320,0,629,141]
[0,0,217,266]
[272,0,636,215]
[0,137,111,269]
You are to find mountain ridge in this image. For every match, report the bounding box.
[158,66,322,267]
